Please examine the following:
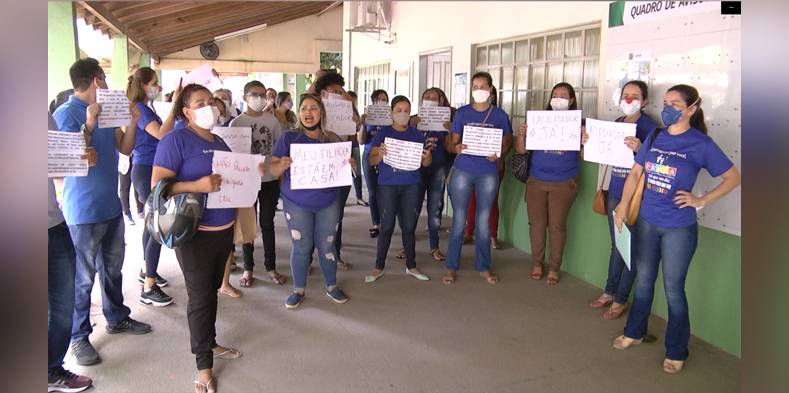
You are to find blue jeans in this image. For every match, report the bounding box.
[69,214,131,341]
[419,164,447,250]
[445,167,499,272]
[624,218,698,361]
[49,222,76,375]
[376,184,421,270]
[362,149,380,226]
[604,193,638,304]
[131,164,162,278]
[283,196,341,290]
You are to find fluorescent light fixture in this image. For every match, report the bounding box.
[214,23,268,41]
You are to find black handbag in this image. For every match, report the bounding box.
[509,151,531,183]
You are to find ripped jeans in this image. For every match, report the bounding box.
[282,195,341,290]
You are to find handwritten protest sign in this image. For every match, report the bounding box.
[324,93,357,136]
[382,137,423,171]
[152,101,174,118]
[212,127,252,154]
[525,110,582,151]
[48,130,88,177]
[96,89,131,129]
[417,106,451,131]
[583,118,637,168]
[182,63,222,91]
[364,104,392,126]
[206,151,264,208]
[290,141,353,189]
[461,126,503,157]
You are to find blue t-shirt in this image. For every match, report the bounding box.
[371,126,425,186]
[53,95,122,225]
[174,118,186,130]
[422,131,449,169]
[132,102,163,166]
[363,125,384,152]
[273,130,340,210]
[608,114,659,199]
[451,104,512,175]
[153,127,235,227]
[634,127,733,228]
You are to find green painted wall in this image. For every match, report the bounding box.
[47,1,78,101]
[296,74,309,99]
[111,34,128,91]
[493,158,741,357]
[138,53,151,68]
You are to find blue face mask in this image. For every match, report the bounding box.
[661,105,683,126]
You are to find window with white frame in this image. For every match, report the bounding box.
[473,24,601,126]
[354,63,391,109]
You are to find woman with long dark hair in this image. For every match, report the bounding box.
[611,84,740,374]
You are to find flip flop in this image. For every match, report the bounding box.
[239,272,254,287]
[219,286,242,298]
[193,374,216,393]
[268,271,286,285]
[442,271,456,285]
[663,359,685,374]
[589,295,614,308]
[430,249,446,261]
[603,304,628,320]
[213,347,242,359]
[530,266,544,280]
[546,272,560,285]
[337,260,352,271]
[480,271,499,284]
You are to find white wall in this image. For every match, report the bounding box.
[344,1,610,109]
[160,6,343,73]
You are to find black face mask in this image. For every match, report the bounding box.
[303,122,320,131]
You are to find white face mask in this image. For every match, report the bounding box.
[247,96,265,112]
[146,87,159,101]
[282,101,293,111]
[472,89,490,103]
[392,112,410,126]
[550,97,570,110]
[375,100,388,106]
[193,105,220,130]
[619,99,642,116]
[422,100,438,107]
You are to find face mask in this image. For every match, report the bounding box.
[192,105,219,130]
[471,89,490,103]
[661,105,683,126]
[375,100,388,106]
[146,87,159,100]
[422,100,438,107]
[620,99,642,116]
[392,112,410,126]
[247,96,265,112]
[221,99,232,112]
[550,97,570,110]
[283,101,293,111]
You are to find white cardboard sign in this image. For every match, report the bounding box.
[212,127,252,154]
[364,104,392,126]
[48,130,88,177]
[461,126,503,157]
[96,89,131,129]
[382,137,423,171]
[417,106,452,131]
[525,110,582,151]
[583,118,637,168]
[290,141,353,189]
[206,151,264,208]
[324,93,357,136]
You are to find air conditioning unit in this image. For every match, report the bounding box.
[349,0,391,32]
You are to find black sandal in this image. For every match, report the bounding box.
[369,228,379,238]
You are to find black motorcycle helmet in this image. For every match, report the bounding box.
[145,177,206,249]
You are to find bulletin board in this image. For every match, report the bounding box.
[603,1,741,236]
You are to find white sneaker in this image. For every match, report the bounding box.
[406,268,430,281]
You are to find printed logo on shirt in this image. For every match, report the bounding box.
[251,123,274,156]
[544,150,565,155]
[644,153,679,195]
[612,166,630,178]
[644,161,678,177]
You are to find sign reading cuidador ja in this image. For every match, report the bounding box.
[290,142,353,190]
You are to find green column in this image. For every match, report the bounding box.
[138,53,151,68]
[111,34,129,90]
[48,1,78,101]
[296,74,308,98]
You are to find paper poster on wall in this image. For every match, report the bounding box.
[453,73,468,108]
[206,151,264,208]
[382,137,423,171]
[417,106,451,131]
[461,126,502,157]
[364,104,392,126]
[48,130,88,177]
[583,118,637,168]
[290,141,353,189]
[212,127,252,154]
[96,89,131,129]
[525,110,582,151]
[323,93,357,136]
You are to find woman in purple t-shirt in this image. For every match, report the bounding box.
[152,84,260,392]
[610,85,740,374]
[269,94,355,310]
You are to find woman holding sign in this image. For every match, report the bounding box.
[444,72,513,285]
[365,96,432,283]
[126,67,178,307]
[359,89,390,238]
[585,80,659,319]
[152,84,262,392]
[269,93,354,309]
[610,85,740,374]
[515,82,583,285]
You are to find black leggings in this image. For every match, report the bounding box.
[119,164,143,215]
[174,227,234,371]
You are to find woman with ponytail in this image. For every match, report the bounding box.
[269,93,356,309]
[610,84,740,374]
[125,67,178,307]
